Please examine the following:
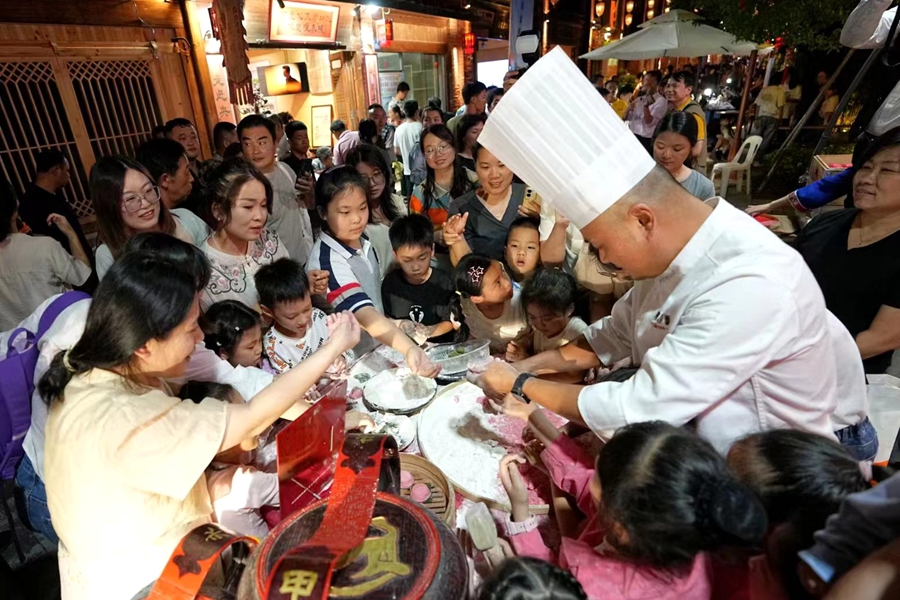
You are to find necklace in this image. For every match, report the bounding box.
[848,210,900,249]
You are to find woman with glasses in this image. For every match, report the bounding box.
[456,113,487,172]
[345,144,407,279]
[92,156,193,279]
[410,124,478,273]
[199,159,289,311]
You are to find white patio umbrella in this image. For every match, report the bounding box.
[581,9,766,60]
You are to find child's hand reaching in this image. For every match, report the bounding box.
[499,454,530,518]
[326,311,361,353]
[345,410,375,433]
[505,340,529,362]
[442,213,468,246]
[488,392,537,422]
[307,269,330,296]
[406,345,441,378]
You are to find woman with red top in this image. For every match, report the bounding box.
[495,395,767,600]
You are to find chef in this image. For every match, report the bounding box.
[469,48,871,455]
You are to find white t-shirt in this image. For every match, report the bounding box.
[45,369,226,600]
[394,121,423,176]
[95,220,195,279]
[264,162,314,266]
[578,199,855,454]
[200,229,290,311]
[206,464,279,540]
[171,208,211,246]
[0,233,91,330]
[263,308,352,374]
[462,288,530,354]
[533,317,589,354]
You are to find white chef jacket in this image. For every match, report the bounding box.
[841,0,900,136]
[578,199,856,454]
[1,294,273,482]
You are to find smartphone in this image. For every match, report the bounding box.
[523,187,541,215]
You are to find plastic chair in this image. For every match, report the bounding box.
[710,135,763,198]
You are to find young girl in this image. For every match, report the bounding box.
[202,299,263,368]
[456,253,529,355]
[91,155,193,279]
[521,268,588,355]
[346,144,407,278]
[653,113,716,200]
[410,124,478,273]
[727,429,883,600]
[306,165,439,375]
[499,416,767,600]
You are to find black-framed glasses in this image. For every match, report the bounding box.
[121,186,160,213]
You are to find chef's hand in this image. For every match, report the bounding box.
[499,454,529,508]
[307,270,330,296]
[326,311,361,353]
[406,345,441,378]
[468,358,519,399]
[442,213,468,246]
[345,410,376,433]
[488,392,537,422]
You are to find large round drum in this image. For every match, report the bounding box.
[238,492,467,600]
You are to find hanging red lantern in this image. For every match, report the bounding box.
[384,18,394,42]
[464,32,476,55]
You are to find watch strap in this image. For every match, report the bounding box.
[503,515,538,536]
[512,372,534,403]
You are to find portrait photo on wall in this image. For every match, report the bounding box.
[258,63,310,97]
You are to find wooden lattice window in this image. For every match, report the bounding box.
[0,60,92,218]
[67,59,162,161]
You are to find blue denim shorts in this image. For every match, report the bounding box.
[834,417,879,462]
[14,453,59,545]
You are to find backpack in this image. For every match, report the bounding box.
[0,291,89,480]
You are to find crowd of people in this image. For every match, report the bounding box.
[1,1,899,597]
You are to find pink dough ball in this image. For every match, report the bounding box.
[400,470,416,489]
[410,483,432,503]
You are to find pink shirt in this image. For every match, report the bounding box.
[333,130,360,166]
[508,436,713,600]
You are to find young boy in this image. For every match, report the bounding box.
[520,268,588,355]
[382,214,459,344]
[254,258,352,378]
[179,381,278,539]
[505,216,541,282]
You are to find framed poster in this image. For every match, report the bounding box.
[310,105,333,148]
[258,63,310,96]
[269,1,340,45]
[379,71,403,107]
[363,54,380,108]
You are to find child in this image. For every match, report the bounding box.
[479,556,587,600]
[499,415,767,600]
[178,381,278,539]
[254,257,353,378]
[505,217,541,282]
[201,300,263,368]
[521,269,588,355]
[727,429,884,599]
[305,166,439,375]
[382,214,459,345]
[456,253,529,355]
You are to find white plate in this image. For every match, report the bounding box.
[363,367,437,415]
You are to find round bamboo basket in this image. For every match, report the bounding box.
[399,454,456,528]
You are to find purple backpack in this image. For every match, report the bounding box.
[0,291,89,480]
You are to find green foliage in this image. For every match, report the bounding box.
[671,0,861,52]
[616,72,640,89]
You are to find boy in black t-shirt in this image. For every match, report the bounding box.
[382,214,461,344]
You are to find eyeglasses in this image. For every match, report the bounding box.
[424,144,452,158]
[121,186,160,213]
[360,171,385,186]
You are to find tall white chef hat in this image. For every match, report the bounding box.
[479,47,656,229]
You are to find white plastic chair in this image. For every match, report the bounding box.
[710,135,762,198]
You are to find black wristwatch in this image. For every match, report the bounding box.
[512,373,536,404]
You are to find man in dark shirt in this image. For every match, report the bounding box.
[281,120,317,232]
[165,118,205,217]
[20,148,97,290]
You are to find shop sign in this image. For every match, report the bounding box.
[269,1,340,45]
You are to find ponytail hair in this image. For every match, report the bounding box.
[455,254,495,298]
[38,251,198,404]
[597,421,767,570]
